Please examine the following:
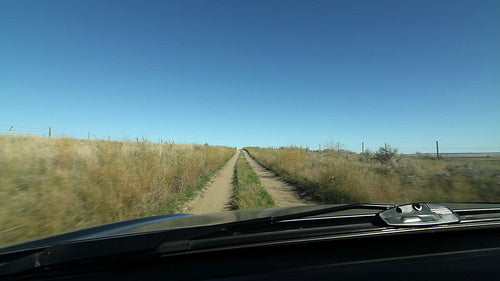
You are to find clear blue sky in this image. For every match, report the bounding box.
[1,0,499,153]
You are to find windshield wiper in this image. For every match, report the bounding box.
[189,203,396,239]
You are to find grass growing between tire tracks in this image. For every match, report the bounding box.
[232,152,274,209]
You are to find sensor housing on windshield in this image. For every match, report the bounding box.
[377,203,461,227]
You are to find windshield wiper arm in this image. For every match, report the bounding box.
[174,203,396,241]
[270,203,395,222]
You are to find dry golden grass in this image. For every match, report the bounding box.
[245,147,500,204]
[0,135,235,246]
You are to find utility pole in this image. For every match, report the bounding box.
[362,142,365,153]
[48,127,51,138]
[88,132,90,140]
[436,141,440,160]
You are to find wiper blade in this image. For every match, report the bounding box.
[192,203,395,239]
[454,206,500,216]
[267,203,396,222]
[153,204,396,253]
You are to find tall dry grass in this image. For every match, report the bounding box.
[0,135,235,246]
[245,146,500,204]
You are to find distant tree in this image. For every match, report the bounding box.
[374,145,398,163]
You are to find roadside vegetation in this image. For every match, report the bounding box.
[0,135,235,247]
[245,146,500,204]
[232,151,274,209]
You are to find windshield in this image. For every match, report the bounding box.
[1,0,499,248]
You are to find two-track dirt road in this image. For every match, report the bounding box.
[185,149,315,214]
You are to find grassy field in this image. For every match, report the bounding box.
[0,135,235,246]
[245,146,500,204]
[232,152,274,209]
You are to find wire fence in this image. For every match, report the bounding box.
[0,125,138,142]
[362,146,500,153]
[1,126,87,140]
[288,143,500,154]
[0,125,184,144]
[1,125,499,153]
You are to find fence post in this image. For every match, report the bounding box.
[436,141,440,160]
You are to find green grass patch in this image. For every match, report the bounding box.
[232,152,274,209]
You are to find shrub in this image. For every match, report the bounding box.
[373,145,398,163]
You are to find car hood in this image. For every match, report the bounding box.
[1,202,497,254]
[0,205,330,254]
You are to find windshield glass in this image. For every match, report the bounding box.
[1,0,499,248]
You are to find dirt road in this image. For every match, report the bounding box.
[184,150,239,215]
[242,150,315,207]
[185,149,314,214]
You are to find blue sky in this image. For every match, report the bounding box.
[1,0,499,153]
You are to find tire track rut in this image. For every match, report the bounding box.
[184,150,239,214]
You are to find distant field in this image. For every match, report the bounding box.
[406,152,500,158]
[0,135,235,246]
[245,147,500,204]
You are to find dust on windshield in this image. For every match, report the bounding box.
[1,1,499,247]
